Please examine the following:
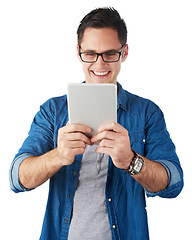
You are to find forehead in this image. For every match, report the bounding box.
[80,28,122,51]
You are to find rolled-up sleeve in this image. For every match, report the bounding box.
[145,159,183,198]
[9,100,55,193]
[144,106,184,198]
[9,153,34,193]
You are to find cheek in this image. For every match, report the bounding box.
[82,63,92,74]
[111,63,121,76]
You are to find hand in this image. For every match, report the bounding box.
[91,122,134,170]
[56,123,93,166]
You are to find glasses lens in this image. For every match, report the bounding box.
[80,50,122,63]
[81,52,97,62]
[103,52,120,62]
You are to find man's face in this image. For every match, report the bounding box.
[77,28,128,84]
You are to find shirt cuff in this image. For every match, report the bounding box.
[9,153,34,193]
[145,160,182,197]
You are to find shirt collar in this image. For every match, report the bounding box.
[117,82,128,111]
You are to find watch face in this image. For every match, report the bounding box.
[133,159,143,173]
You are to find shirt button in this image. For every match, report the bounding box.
[108,198,112,202]
[65,219,68,223]
[68,194,72,198]
[112,225,116,229]
[143,139,145,143]
[73,171,77,175]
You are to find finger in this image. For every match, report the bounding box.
[98,122,124,133]
[91,130,117,143]
[67,132,93,146]
[95,146,114,157]
[68,140,86,149]
[67,132,88,141]
[62,124,92,134]
[99,139,116,148]
[71,147,86,156]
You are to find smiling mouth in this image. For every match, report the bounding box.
[92,71,110,76]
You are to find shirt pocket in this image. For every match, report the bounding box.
[129,131,146,156]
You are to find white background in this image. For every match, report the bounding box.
[1,0,191,239]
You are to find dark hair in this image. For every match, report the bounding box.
[77,7,127,46]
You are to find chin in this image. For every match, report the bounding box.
[86,79,115,84]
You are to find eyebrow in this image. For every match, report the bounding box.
[80,48,122,53]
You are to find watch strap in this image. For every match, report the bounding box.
[128,150,144,175]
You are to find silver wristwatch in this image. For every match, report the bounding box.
[128,150,144,175]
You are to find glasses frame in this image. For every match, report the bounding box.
[79,45,125,63]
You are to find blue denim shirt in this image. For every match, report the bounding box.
[9,82,183,240]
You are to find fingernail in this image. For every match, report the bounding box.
[98,127,102,132]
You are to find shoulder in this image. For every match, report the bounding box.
[40,95,68,113]
[118,83,159,116]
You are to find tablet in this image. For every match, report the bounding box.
[67,83,117,138]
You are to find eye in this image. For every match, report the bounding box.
[104,52,118,60]
[84,52,96,56]
[105,52,118,58]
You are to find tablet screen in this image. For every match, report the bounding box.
[67,83,117,138]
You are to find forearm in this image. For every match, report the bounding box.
[19,124,92,190]
[19,148,63,189]
[131,156,169,193]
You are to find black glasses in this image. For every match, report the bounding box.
[79,45,125,63]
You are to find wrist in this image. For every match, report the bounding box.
[125,150,144,175]
[122,150,134,171]
[128,150,135,165]
[46,148,65,169]
[54,147,75,167]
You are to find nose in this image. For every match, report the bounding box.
[95,55,106,67]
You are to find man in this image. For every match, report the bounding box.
[10,7,183,240]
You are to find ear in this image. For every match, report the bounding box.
[121,44,128,62]
[77,44,81,62]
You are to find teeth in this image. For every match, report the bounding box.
[93,71,109,76]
